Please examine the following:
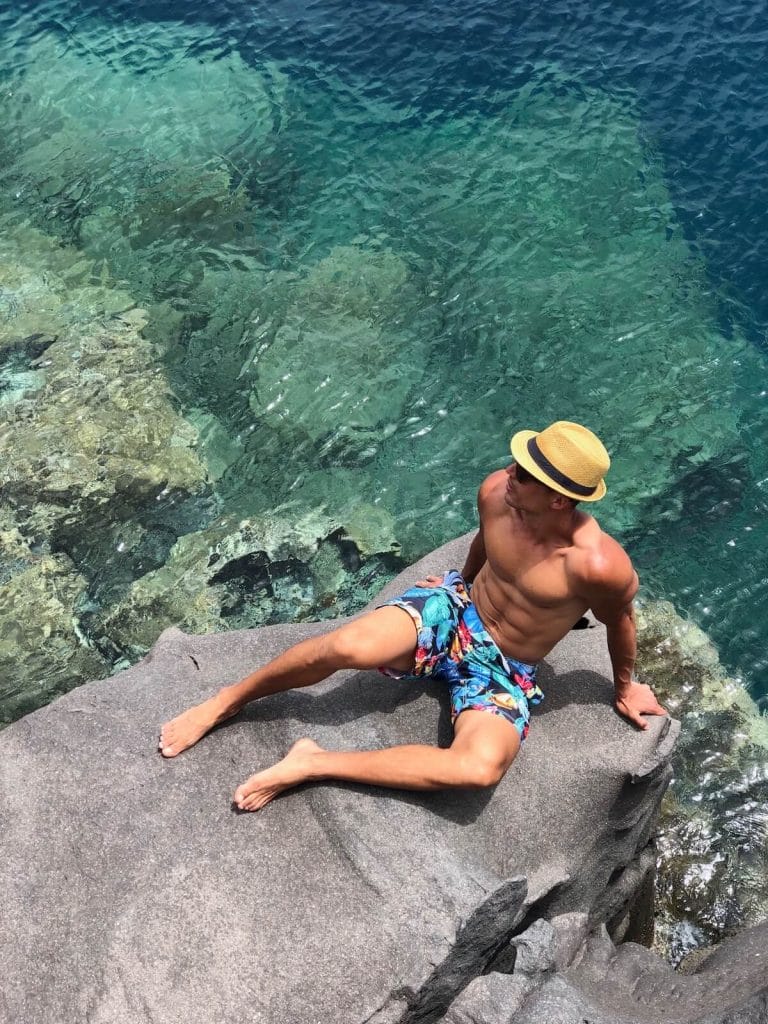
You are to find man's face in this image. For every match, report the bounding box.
[504,461,556,511]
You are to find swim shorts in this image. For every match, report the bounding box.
[379,570,544,741]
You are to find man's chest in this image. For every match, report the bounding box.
[483,525,577,609]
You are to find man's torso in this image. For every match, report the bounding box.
[470,471,601,662]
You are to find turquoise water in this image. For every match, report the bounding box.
[1,0,767,957]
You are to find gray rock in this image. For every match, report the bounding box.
[444,972,535,1024]
[509,923,768,1024]
[0,533,678,1023]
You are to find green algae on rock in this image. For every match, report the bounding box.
[0,532,109,724]
[90,506,405,663]
[637,600,768,960]
[0,317,207,543]
[0,227,208,548]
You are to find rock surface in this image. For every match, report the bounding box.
[2,533,679,1024]
[457,921,768,1024]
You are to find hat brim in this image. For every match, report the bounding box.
[510,430,607,502]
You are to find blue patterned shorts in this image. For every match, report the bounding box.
[379,570,544,741]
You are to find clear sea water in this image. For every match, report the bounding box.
[1,0,767,957]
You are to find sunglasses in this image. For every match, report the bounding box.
[513,462,538,485]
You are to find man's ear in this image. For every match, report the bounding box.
[550,493,571,511]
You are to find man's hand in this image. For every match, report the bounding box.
[614,680,667,730]
[415,574,445,588]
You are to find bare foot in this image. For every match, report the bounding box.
[159,694,235,758]
[233,738,323,812]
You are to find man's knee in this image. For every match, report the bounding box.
[451,713,521,788]
[458,750,511,789]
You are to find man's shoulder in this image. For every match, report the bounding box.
[477,470,507,505]
[569,517,637,597]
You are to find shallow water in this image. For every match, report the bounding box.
[1,0,767,956]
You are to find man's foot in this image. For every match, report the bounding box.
[159,695,235,758]
[233,738,323,812]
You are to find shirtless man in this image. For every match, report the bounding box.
[159,420,666,811]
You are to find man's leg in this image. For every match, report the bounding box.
[233,709,521,811]
[159,607,418,757]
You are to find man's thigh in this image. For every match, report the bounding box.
[331,605,418,674]
[451,708,522,776]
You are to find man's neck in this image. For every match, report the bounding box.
[513,507,579,547]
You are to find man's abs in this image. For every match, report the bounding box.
[470,566,588,663]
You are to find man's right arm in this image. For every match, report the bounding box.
[461,526,486,584]
[462,473,501,583]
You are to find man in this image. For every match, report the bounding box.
[159,420,666,811]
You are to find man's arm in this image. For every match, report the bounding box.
[417,475,495,587]
[461,525,486,584]
[586,558,667,730]
[461,471,503,583]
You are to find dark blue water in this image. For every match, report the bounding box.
[11,0,767,337]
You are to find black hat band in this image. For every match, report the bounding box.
[527,437,598,497]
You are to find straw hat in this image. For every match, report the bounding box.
[510,421,610,502]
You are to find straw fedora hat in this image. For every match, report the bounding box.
[510,421,610,502]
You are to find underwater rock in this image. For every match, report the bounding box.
[2,30,287,266]
[0,225,208,548]
[246,245,424,457]
[635,600,768,955]
[0,224,138,348]
[77,164,258,302]
[0,543,109,724]
[185,408,245,483]
[0,315,207,544]
[0,533,677,1024]
[282,243,411,320]
[93,505,404,662]
[342,502,402,559]
[637,600,768,745]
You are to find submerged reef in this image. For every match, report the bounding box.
[0,225,209,721]
[637,601,768,960]
[90,506,404,665]
[0,514,110,721]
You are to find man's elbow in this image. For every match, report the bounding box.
[598,602,635,631]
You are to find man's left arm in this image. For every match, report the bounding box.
[587,565,667,731]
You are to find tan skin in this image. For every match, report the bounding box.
[159,461,666,811]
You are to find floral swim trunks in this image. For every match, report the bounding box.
[379,570,544,741]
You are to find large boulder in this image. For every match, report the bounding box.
[1,535,679,1023]
[446,921,768,1023]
